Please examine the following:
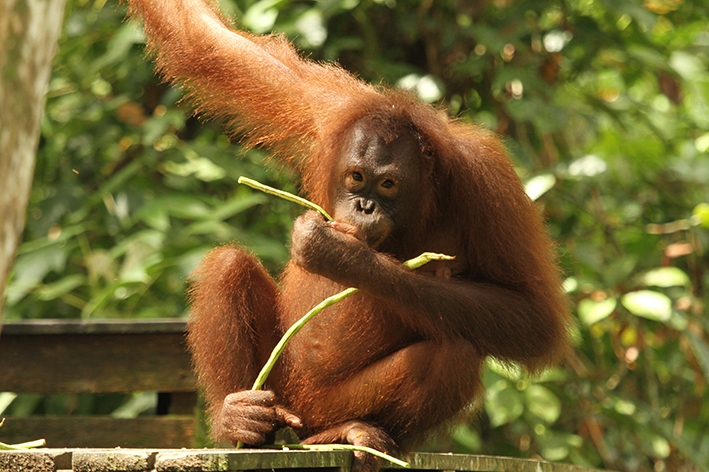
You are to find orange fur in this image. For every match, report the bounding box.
[127,0,572,454]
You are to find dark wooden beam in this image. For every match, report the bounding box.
[0,416,196,449]
[0,319,196,394]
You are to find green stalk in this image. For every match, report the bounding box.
[262,444,410,468]
[251,252,452,390]
[0,439,46,450]
[251,286,358,390]
[238,176,333,221]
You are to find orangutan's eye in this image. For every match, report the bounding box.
[378,178,399,198]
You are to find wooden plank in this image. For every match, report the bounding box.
[72,449,155,472]
[1,318,188,335]
[397,452,609,471]
[155,450,353,471]
[0,417,196,448]
[0,320,196,393]
[0,450,57,472]
[0,450,613,472]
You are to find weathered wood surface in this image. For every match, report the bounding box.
[0,319,195,393]
[0,450,610,472]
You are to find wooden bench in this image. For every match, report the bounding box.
[0,319,197,448]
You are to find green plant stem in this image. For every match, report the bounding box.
[238,176,333,221]
[251,286,358,390]
[262,444,410,468]
[0,439,46,450]
[251,252,453,390]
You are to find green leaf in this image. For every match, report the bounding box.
[577,297,617,325]
[621,290,672,322]
[562,277,578,293]
[397,74,444,103]
[642,267,691,288]
[524,174,556,201]
[206,194,267,221]
[6,245,71,304]
[693,202,709,228]
[651,436,671,459]
[295,9,328,48]
[37,275,86,301]
[133,196,211,221]
[485,380,524,427]
[451,424,481,451]
[486,358,522,381]
[685,331,709,384]
[111,392,158,418]
[244,0,280,33]
[613,398,636,416]
[0,393,18,415]
[525,385,561,424]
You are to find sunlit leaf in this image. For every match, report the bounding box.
[577,298,617,325]
[485,381,524,427]
[567,155,607,178]
[670,50,705,80]
[695,134,709,153]
[538,431,582,462]
[524,174,556,201]
[486,358,522,381]
[397,74,444,103]
[525,385,561,424]
[111,392,158,418]
[562,277,578,293]
[295,9,327,47]
[613,398,636,416]
[0,393,18,416]
[693,202,709,228]
[642,267,690,288]
[244,0,279,33]
[621,291,672,322]
[651,436,671,459]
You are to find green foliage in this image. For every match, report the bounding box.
[5,0,298,320]
[4,0,709,470]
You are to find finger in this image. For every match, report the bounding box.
[327,221,364,241]
[220,414,276,446]
[275,406,303,428]
[352,450,380,472]
[226,427,268,447]
[301,429,342,445]
[283,413,303,429]
[223,405,278,425]
[224,390,276,407]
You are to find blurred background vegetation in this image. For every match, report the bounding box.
[2,0,709,470]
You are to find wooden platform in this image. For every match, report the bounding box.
[0,320,609,471]
[0,449,607,472]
